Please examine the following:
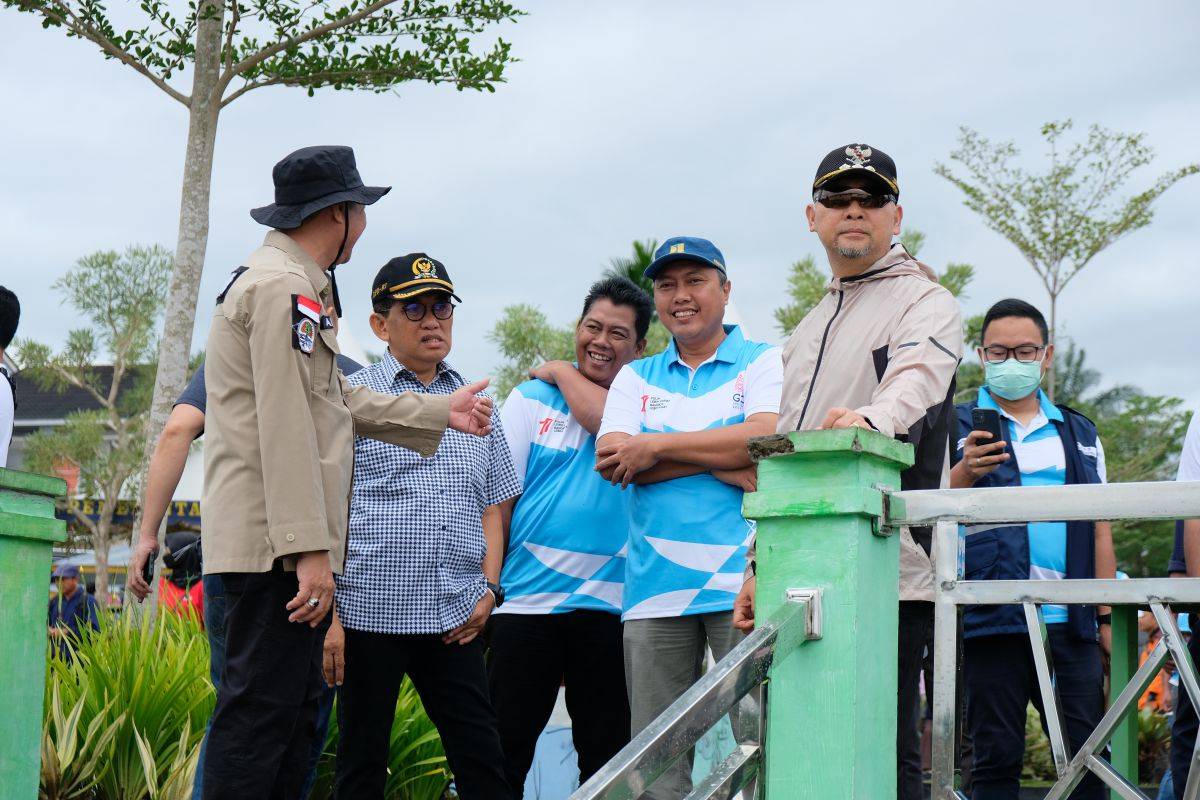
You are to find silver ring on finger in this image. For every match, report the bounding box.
[307,597,320,608]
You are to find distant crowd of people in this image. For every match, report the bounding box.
[7,138,1198,800]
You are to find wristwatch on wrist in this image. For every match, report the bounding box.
[1097,613,1112,626]
[486,581,505,608]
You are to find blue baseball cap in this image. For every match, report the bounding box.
[643,236,727,280]
[52,563,80,579]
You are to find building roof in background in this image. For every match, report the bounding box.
[12,365,141,424]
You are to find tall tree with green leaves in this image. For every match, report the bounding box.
[1053,347,1191,576]
[14,246,172,602]
[3,0,523,559]
[935,120,1198,398]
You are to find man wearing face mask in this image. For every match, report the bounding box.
[950,298,1114,800]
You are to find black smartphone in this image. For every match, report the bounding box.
[142,548,158,585]
[971,407,1004,445]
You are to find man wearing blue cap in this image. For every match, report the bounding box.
[596,236,781,799]
[48,564,100,656]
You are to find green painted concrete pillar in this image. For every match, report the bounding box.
[1109,604,1140,797]
[744,428,914,800]
[0,468,68,797]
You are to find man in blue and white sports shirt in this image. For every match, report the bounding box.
[950,298,1114,800]
[489,276,653,794]
[596,236,781,800]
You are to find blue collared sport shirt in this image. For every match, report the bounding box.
[496,378,630,615]
[597,325,783,620]
[334,351,522,635]
[958,386,1107,624]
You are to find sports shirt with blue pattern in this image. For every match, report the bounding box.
[597,325,782,620]
[497,378,630,615]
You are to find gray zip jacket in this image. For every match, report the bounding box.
[752,243,963,601]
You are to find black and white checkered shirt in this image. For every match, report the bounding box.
[335,351,521,634]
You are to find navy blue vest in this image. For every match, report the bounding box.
[953,399,1104,642]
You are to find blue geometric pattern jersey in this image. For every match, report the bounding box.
[497,378,629,615]
[598,325,782,620]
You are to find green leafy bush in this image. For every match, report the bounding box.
[42,613,450,799]
[307,680,451,800]
[41,612,211,800]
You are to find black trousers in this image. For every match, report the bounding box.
[964,627,1106,800]
[1170,614,1200,799]
[898,601,934,800]
[202,565,330,800]
[487,611,631,795]
[335,627,513,800]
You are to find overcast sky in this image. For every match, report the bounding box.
[2,0,1198,408]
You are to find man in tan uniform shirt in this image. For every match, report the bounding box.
[201,145,493,799]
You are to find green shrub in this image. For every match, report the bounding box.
[1022,702,1171,785]
[307,680,451,800]
[42,612,450,799]
[42,612,211,800]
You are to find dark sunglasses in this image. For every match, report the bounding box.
[813,188,897,209]
[401,300,455,321]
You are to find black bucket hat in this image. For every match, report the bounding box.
[250,145,391,229]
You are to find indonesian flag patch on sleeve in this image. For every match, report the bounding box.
[292,294,321,355]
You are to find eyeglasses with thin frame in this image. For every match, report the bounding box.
[401,300,455,322]
[813,188,897,210]
[981,344,1046,363]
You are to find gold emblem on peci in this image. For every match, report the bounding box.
[412,257,437,277]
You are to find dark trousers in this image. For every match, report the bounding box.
[487,611,631,794]
[964,627,1106,800]
[202,564,330,800]
[335,627,513,800]
[1170,614,1200,799]
[899,601,934,800]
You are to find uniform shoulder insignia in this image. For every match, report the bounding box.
[292,294,321,356]
[216,266,249,305]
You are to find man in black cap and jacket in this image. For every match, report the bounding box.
[200,145,496,799]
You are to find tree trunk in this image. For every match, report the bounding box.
[126,0,225,612]
[94,518,110,607]
[1046,292,1058,401]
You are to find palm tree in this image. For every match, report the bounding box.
[603,239,658,299]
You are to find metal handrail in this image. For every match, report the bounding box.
[882,479,1200,800]
[887,479,1200,527]
[570,593,820,800]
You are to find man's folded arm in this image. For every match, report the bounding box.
[652,413,779,469]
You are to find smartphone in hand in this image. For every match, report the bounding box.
[970,407,1004,445]
[142,548,158,586]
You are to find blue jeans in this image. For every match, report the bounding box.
[192,573,335,800]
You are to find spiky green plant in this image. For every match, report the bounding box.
[308,678,450,800]
[42,611,211,799]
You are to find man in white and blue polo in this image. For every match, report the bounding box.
[596,236,781,800]
[950,298,1114,800]
[489,276,654,794]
